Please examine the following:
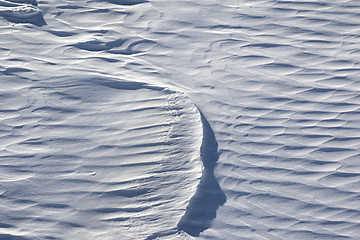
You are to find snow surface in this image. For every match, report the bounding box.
[0,0,360,239]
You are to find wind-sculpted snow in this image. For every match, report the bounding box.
[1,0,360,239]
[0,0,45,26]
[178,112,226,237]
[0,76,204,239]
[145,1,360,239]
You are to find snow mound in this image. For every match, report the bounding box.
[0,76,204,239]
[0,0,45,26]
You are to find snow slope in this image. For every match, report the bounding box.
[0,0,360,239]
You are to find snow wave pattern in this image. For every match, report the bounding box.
[0,0,360,239]
[141,0,360,239]
[0,77,203,239]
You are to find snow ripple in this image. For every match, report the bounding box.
[141,0,360,239]
[1,0,360,239]
[0,76,205,239]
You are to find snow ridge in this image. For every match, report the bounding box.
[178,111,226,237]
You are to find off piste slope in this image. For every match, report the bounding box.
[1,0,360,239]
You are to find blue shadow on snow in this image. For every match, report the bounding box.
[177,111,226,237]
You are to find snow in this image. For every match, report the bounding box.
[0,0,360,239]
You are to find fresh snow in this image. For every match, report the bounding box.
[0,0,360,239]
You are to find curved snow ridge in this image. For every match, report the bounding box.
[0,77,205,240]
[149,110,226,239]
[0,0,45,26]
[176,110,226,237]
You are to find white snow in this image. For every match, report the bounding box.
[0,0,360,239]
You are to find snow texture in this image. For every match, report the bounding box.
[0,0,360,239]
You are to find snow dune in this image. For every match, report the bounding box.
[1,0,360,239]
[1,76,206,239]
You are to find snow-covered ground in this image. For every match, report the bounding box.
[1,0,360,239]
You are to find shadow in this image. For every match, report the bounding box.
[2,12,46,27]
[90,78,164,91]
[11,0,38,6]
[0,234,32,240]
[177,111,226,237]
[100,0,148,6]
